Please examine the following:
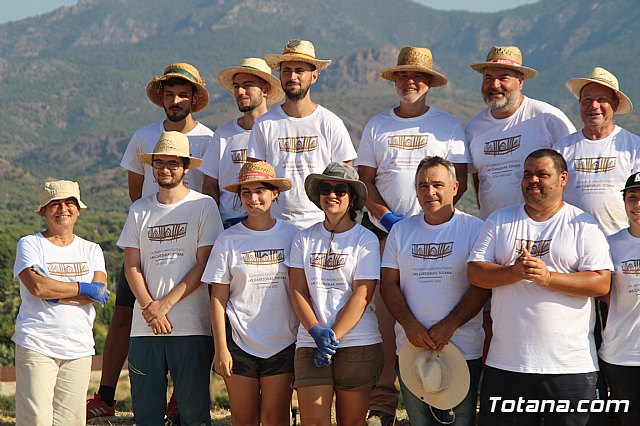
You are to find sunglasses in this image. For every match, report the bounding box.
[152,160,183,171]
[318,182,350,197]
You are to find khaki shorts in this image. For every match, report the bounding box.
[293,343,384,391]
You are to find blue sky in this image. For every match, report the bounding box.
[0,0,539,24]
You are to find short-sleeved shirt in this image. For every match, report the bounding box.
[355,107,469,231]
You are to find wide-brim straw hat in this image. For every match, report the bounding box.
[146,62,209,112]
[216,58,285,105]
[380,46,448,87]
[398,342,470,410]
[469,46,538,80]
[36,179,87,213]
[137,131,204,169]
[264,39,332,71]
[566,67,633,114]
[304,162,368,211]
[223,161,292,193]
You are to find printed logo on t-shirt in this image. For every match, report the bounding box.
[484,135,521,156]
[241,249,285,265]
[515,238,551,257]
[388,134,428,150]
[278,136,318,153]
[411,242,453,260]
[574,157,616,173]
[310,252,348,270]
[231,148,248,165]
[147,223,188,243]
[621,259,640,275]
[47,262,90,278]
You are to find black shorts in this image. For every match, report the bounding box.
[115,265,136,308]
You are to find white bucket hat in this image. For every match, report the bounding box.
[566,67,633,114]
[36,179,87,213]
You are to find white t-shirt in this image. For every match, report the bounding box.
[247,105,357,229]
[202,220,299,358]
[120,120,214,197]
[13,233,106,359]
[200,119,249,222]
[117,190,223,337]
[599,229,640,366]
[382,211,484,360]
[287,223,381,348]
[355,107,469,231]
[468,203,613,373]
[555,126,640,236]
[466,97,575,219]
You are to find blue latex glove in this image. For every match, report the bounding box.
[379,211,403,231]
[314,349,332,367]
[78,282,110,305]
[308,324,339,357]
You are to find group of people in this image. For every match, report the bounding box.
[11,38,640,426]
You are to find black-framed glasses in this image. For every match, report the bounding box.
[318,182,349,197]
[152,160,183,171]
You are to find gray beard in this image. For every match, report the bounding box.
[484,90,520,113]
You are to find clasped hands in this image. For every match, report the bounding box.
[309,324,339,367]
[512,247,551,286]
[140,299,173,335]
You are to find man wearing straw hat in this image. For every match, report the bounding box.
[555,67,640,236]
[356,46,469,425]
[247,39,357,229]
[468,149,612,426]
[117,131,223,425]
[466,46,575,220]
[87,62,214,422]
[201,57,284,229]
[380,156,489,425]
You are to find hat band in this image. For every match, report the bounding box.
[283,51,317,60]
[486,57,522,66]
[239,171,275,181]
[164,68,198,82]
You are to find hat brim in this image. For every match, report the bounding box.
[35,196,87,214]
[216,67,285,105]
[223,177,292,193]
[379,65,448,87]
[304,173,368,211]
[137,153,204,170]
[469,62,538,80]
[398,342,470,410]
[566,78,633,115]
[146,74,209,112]
[264,54,331,71]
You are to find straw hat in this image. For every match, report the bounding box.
[398,342,470,410]
[566,67,633,114]
[216,58,285,105]
[146,63,209,112]
[469,46,538,80]
[137,131,204,169]
[380,46,448,87]
[304,162,368,211]
[223,161,292,193]
[264,39,332,71]
[36,179,87,213]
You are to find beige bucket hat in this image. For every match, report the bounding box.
[36,179,87,213]
[137,131,204,169]
[469,46,538,80]
[380,46,448,87]
[146,62,209,112]
[566,67,633,114]
[304,162,368,211]
[398,342,470,410]
[216,58,285,105]
[223,161,292,193]
[264,39,332,71]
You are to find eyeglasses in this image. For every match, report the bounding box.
[152,160,183,171]
[318,182,349,197]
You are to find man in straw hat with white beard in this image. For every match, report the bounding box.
[380,156,489,425]
[355,46,470,426]
[247,39,357,229]
[555,67,640,236]
[87,62,215,422]
[117,131,223,425]
[201,57,284,229]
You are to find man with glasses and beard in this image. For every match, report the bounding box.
[247,39,357,229]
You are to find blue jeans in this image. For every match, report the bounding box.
[397,357,481,426]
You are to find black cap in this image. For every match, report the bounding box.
[622,172,640,192]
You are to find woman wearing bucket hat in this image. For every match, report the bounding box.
[289,162,383,425]
[13,180,109,425]
[202,161,299,425]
